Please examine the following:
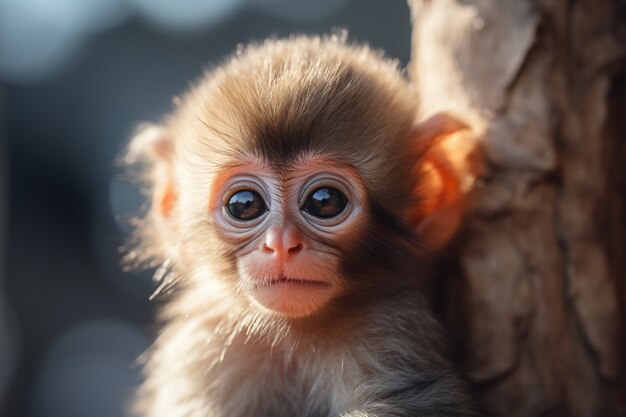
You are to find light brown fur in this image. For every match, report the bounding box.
[126,34,480,417]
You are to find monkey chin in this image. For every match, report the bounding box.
[247,276,335,318]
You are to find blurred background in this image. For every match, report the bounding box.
[0,0,412,416]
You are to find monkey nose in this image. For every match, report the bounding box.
[261,224,304,258]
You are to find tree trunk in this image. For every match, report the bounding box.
[408,1,625,416]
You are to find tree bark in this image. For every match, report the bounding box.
[408,1,625,416]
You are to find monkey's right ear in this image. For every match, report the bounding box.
[127,124,177,218]
[408,113,479,251]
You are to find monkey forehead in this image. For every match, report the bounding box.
[210,154,363,190]
[174,36,419,169]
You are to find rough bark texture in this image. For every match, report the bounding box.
[408,1,625,416]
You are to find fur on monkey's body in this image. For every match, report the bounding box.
[128,35,480,417]
[137,276,476,417]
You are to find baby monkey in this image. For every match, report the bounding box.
[126,35,480,417]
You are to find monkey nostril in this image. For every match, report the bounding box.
[288,243,303,255]
[262,243,275,254]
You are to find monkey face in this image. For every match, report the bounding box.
[208,155,367,318]
[126,37,473,328]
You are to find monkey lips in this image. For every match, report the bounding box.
[247,274,334,318]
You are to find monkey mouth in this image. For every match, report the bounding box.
[255,275,331,289]
[248,274,335,318]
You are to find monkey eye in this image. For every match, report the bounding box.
[302,187,348,219]
[226,190,267,221]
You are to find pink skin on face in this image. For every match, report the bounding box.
[209,156,365,318]
[245,222,335,317]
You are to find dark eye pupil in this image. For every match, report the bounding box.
[226,190,267,221]
[303,187,347,219]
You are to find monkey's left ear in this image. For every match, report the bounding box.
[408,113,479,252]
